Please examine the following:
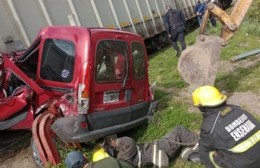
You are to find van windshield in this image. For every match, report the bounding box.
[40,39,75,83]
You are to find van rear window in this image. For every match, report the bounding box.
[95,40,127,83]
[132,42,145,79]
[40,39,75,83]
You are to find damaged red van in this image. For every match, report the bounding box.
[0,26,156,166]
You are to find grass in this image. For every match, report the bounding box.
[148,48,186,89]
[134,1,260,167]
[221,0,260,60]
[221,22,260,60]
[216,61,260,93]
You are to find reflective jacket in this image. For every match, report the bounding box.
[86,157,133,168]
[199,105,260,168]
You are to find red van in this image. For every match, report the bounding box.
[0,26,156,166]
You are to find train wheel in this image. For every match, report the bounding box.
[161,32,171,45]
[151,38,161,51]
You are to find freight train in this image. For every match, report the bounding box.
[0,0,232,52]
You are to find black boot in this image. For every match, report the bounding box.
[181,143,200,163]
[188,152,201,163]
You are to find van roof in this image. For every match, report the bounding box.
[87,27,141,37]
[38,26,141,38]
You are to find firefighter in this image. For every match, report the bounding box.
[65,148,133,168]
[108,126,200,167]
[192,85,260,168]
[65,126,200,168]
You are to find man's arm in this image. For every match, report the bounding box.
[163,14,170,35]
[194,5,199,14]
[201,3,206,14]
[199,146,215,168]
[199,131,217,168]
[179,11,186,24]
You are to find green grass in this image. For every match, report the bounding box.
[143,1,260,167]
[221,22,260,60]
[148,48,186,89]
[216,61,260,93]
[221,0,260,60]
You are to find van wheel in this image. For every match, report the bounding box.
[30,138,44,168]
[31,112,66,167]
[31,135,68,167]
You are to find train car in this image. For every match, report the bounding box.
[0,0,199,52]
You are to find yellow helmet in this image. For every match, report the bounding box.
[92,146,109,162]
[192,85,226,107]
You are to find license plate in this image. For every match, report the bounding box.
[103,91,119,103]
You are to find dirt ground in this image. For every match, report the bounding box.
[0,56,259,168]
[0,148,35,168]
[0,131,35,168]
[227,92,260,115]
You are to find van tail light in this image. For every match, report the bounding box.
[78,65,91,114]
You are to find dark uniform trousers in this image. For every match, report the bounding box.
[199,105,260,168]
[116,126,198,168]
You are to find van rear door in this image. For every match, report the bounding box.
[88,30,132,130]
[128,37,150,120]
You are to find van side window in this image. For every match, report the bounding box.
[132,42,145,79]
[40,39,75,83]
[95,41,127,83]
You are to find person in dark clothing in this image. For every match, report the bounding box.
[65,126,200,168]
[192,85,260,168]
[205,0,217,27]
[194,0,206,26]
[65,150,133,168]
[108,126,199,168]
[208,14,217,27]
[163,5,186,56]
